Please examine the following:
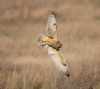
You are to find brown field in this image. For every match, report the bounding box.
[0,0,100,89]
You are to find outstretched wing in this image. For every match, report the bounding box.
[46,11,57,40]
[48,46,70,77]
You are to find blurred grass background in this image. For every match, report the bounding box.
[0,0,100,89]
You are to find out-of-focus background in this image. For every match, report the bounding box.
[0,0,100,89]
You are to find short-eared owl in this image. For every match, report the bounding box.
[37,11,70,77]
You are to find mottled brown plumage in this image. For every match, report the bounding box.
[38,33,62,51]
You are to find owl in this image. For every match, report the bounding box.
[37,11,70,77]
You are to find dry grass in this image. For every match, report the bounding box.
[0,0,100,89]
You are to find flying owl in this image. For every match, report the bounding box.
[37,11,70,77]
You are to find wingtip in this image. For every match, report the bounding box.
[64,72,70,77]
[50,11,56,17]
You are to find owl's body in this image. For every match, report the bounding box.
[38,33,62,51]
[37,11,70,77]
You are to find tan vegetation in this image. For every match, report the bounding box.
[0,0,100,89]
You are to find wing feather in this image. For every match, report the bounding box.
[46,11,57,40]
[48,46,69,75]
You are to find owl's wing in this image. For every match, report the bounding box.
[48,46,70,77]
[46,11,57,40]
